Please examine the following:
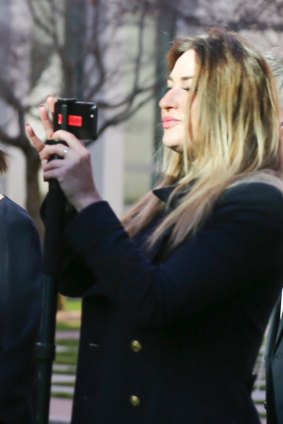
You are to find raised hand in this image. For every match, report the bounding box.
[26,97,101,212]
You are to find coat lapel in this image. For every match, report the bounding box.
[268,293,283,352]
[146,228,171,262]
[147,185,180,262]
[275,304,283,351]
[137,184,191,262]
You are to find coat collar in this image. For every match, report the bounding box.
[152,185,176,204]
[149,183,194,261]
[152,184,192,208]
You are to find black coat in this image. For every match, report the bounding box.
[0,197,42,423]
[59,182,283,424]
[265,294,283,424]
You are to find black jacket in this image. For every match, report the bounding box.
[59,182,283,424]
[0,197,42,423]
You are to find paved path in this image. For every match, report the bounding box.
[49,398,72,424]
[56,330,80,340]
[49,322,78,423]
[49,396,267,424]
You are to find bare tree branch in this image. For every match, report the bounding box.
[0,0,283,224]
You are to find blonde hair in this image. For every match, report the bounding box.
[123,28,282,252]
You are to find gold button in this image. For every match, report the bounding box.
[131,340,142,353]
[130,395,141,407]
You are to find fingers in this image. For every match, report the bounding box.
[42,159,65,182]
[39,95,57,139]
[26,96,87,166]
[25,123,45,153]
[39,143,70,161]
[46,95,57,113]
[43,157,66,171]
[51,130,86,153]
[39,104,54,139]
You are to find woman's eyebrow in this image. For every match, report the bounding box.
[167,75,194,82]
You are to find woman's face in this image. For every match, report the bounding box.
[159,49,197,152]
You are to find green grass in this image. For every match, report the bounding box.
[55,351,78,366]
[56,338,79,346]
[65,298,82,312]
[56,297,81,331]
[56,321,80,331]
[51,392,73,399]
[52,368,76,376]
[52,381,75,387]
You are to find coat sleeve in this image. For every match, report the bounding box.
[58,248,95,297]
[40,192,94,297]
[62,183,283,327]
[0,205,42,422]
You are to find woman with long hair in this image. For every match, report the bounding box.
[27,28,283,423]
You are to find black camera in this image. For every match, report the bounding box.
[53,98,98,141]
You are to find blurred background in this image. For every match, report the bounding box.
[0,0,282,422]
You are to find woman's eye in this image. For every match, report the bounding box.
[183,87,191,92]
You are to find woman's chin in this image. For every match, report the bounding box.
[164,143,183,153]
[162,138,183,153]
[170,145,183,153]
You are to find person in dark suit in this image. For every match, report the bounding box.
[0,146,42,423]
[27,28,283,424]
[264,50,283,424]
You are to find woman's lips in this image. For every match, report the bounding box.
[162,117,181,129]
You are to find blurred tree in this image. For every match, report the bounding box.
[0,0,282,231]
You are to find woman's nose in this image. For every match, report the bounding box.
[159,88,178,110]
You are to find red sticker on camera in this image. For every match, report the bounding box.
[58,114,83,127]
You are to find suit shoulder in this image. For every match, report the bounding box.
[218,182,283,211]
[0,197,38,233]
[213,182,283,232]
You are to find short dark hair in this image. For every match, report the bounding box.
[0,146,8,174]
